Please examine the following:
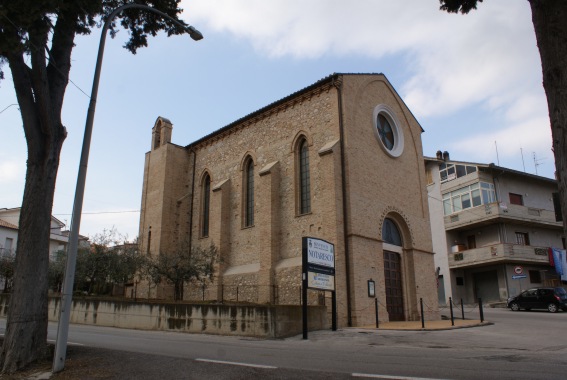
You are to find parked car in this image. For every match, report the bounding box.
[507,287,567,313]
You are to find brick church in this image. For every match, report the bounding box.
[137,73,439,327]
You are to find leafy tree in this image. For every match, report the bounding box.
[72,228,143,295]
[439,1,567,234]
[148,243,218,301]
[48,250,66,293]
[0,1,193,372]
[108,243,145,286]
[0,252,15,293]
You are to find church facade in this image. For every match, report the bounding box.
[138,73,438,327]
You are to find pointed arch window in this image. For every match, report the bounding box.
[201,174,211,237]
[299,139,311,214]
[244,158,255,227]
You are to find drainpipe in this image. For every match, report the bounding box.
[188,147,197,248]
[332,76,353,327]
[492,170,505,243]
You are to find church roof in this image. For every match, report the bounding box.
[186,72,422,148]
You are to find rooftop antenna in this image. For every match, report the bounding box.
[520,148,526,172]
[495,141,500,166]
[533,152,545,175]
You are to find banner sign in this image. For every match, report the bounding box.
[307,238,335,268]
[303,237,335,290]
[301,237,337,339]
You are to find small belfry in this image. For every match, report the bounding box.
[136,73,440,327]
[151,116,173,150]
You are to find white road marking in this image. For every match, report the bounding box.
[195,358,277,369]
[352,374,451,380]
[47,339,84,346]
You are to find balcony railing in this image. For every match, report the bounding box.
[448,243,551,268]
[444,202,562,230]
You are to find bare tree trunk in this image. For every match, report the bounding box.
[0,126,64,373]
[529,0,567,234]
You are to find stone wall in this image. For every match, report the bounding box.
[0,295,327,338]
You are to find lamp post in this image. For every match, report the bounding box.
[52,4,202,373]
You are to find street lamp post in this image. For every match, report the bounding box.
[52,4,202,373]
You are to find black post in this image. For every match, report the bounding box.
[221,284,224,304]
[202,284,205,301]
[420,298,425,329]
[375,298,379,328]
[332,291,337,331]
[236,286,239,302]
[478,297,484,322]
[461,298,465,320]
[302,283,308,339]
[449,297,454,326]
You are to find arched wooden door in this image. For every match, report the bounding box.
[383,250,404,321]
[382,218,404,321]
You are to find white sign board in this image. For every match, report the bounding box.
[306,238,335,268]
[308,272,335,291]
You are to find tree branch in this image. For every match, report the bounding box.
[7,52,41,157]
[28,23,53,140]
[48,7,79,113]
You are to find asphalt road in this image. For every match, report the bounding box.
[1,307,566,379]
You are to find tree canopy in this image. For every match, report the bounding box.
[0,0,191,373]
[439,0,483,14]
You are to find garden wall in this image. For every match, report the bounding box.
[0,295,327,338]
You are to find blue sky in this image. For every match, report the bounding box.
[0,0,554,240]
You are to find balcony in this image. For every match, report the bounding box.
[448,243,551,269]
[444,202,562,231]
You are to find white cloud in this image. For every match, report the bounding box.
[183,0,551,175]
[449,115,553,170]
[0,158,25,183]
[54,210,141,242]
[184,0,541,115]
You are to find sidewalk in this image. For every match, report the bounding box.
[360,318,492,331]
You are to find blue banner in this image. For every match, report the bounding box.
[551,248,564,276]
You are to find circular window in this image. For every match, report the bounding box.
[373,105,404,157]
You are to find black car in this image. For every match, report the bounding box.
[507,287,567,313]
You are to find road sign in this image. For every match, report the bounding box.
[512,274,527,279]
[514,266,523,275]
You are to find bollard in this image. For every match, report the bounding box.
[375,298,379,329]
[449,297,454,326]
[420,298,425,329]
[221,284,224,304]
[236,286,239,302]
[461,298,465,320]
[332,291,337,331]
[478,297,484,322]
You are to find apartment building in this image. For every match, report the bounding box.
[426,153,564,304]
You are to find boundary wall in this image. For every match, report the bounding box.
[0,295,327,338]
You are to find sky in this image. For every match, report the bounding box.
[0,0,554,241]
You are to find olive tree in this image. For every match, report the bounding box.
[148,243,218,301]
